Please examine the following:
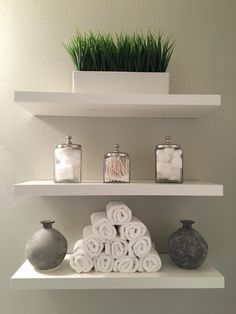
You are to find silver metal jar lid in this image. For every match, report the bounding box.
[56,135,81,149]
[156,136,181,149]
[105,144,129,158]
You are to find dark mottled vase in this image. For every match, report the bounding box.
[168,220,208,269]
[25,220,68,270]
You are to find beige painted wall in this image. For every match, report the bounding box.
[1,0,236,313]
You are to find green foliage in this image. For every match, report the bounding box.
[65,31,175,72]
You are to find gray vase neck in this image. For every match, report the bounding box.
[180,220,195,228]
[40,220,55,229]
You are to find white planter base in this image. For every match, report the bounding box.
[72,71,169,94]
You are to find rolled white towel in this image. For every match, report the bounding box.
[94,253,114,273]
[128,231,152,258]
[91,211,117,242]
[104,237,128,259]
[138,248,162,272]
[104,241,111,255]
[106,202,132,225]
[74,225,104,258]
[119,217,147,241]
[113,256,139,273]
[69,240,93,273]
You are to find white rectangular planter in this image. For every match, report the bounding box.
[72,71,169,94]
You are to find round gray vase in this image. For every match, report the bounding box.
[25,220,68,270]
[168,220,208,269]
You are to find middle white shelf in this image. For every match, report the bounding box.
[14,180,223,196]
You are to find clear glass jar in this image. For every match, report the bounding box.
[155,136,183,183]
[54,135,82,183]
[104,144,130,183]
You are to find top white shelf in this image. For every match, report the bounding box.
[14,91,221,118]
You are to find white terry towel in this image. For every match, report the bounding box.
[106,202,132,225]
[94,253,114,273]
[138,248,162,272]
[128,230,152,258]
[113,256,139,273]
[74,225,104,258]
[91,211,117,242]
[104,237,128,259]
[119,217,147,241]
[69,240,93,273]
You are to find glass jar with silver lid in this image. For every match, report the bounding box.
[155,136,183,183]
[104,144,130,183]
[54,135,82,183]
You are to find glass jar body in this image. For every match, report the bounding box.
[104,154,130,183]
[155,146,183,183]
[54,147,82,183]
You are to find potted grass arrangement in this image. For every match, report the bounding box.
[65,31,174,94]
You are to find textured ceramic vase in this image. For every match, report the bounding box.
[168,220,208,269]
[25,220,68,270]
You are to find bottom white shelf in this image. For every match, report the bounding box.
[11,254,224,290]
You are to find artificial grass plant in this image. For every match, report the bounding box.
[65,31,174,72]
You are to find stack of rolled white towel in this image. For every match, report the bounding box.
[69,202,162,274]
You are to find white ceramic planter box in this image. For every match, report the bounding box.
[72,71,170,94]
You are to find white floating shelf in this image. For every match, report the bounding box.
[14,180,223,196]
[14,91,221,118]
[10,254,224,290]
